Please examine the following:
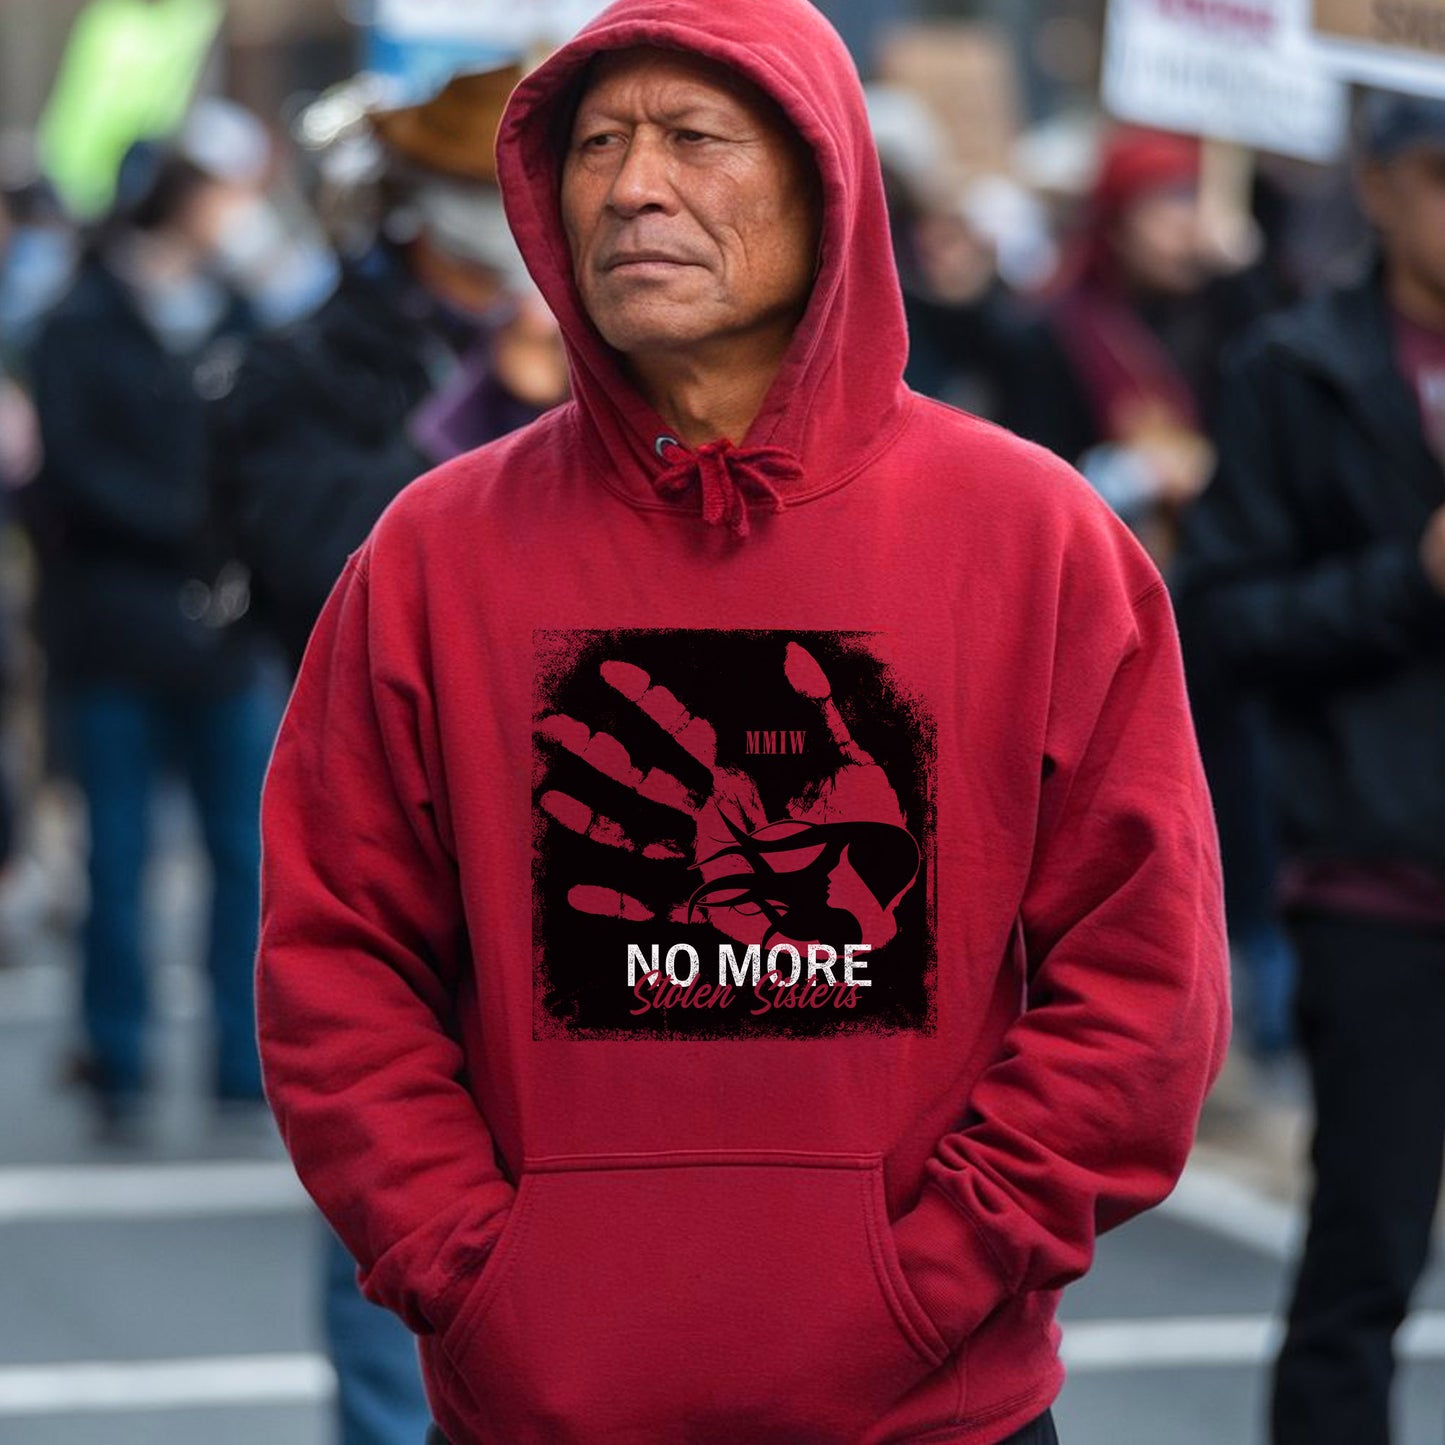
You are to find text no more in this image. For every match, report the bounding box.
[628,941,872,989]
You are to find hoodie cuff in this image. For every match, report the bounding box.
[891,1181,1013,1353]
[422,1254,484,1339]
[360,1193,515,1338]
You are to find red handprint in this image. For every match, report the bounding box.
[536,641,919,952]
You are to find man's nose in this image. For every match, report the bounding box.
[605,130,676,217]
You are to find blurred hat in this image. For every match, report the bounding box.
[412,177,528,284]
[180,98,272,187]
[1091,127,1200,222]
[370,65,523,184]
[1359,90,1445,161]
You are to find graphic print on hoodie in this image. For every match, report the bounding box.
[533,628,937,1038]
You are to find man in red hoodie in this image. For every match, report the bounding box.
[256,2,1231,1442]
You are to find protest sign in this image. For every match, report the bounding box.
[1311,0,1445,97]
[1103,0,1349,161]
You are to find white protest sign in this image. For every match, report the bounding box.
[1103,0,1349,161]
[1309,0,1445,98]
[375,0,610,48]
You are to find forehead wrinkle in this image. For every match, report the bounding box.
[573,48,795,133]
[573,84,757,131]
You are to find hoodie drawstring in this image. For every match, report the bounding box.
[652,438,801,538]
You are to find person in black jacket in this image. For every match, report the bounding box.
[209,64,568,674]
[208,244,458,667]
[28,143,283,1139]
[1176,92,1445,1445]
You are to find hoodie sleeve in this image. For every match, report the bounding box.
[892,576,1231,1351]
[257,544,515,1337]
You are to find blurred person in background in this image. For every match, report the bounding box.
[208,63,567,1445]
[209,63,568,675]
[0,176,52,498]
[1010,126,1217,566]
[0,183,44,907]
[1014,123,1298,1062]
[0,155,78,363]
[176,97,338,330]
[25,123,284,1142]
[0,154,86,962]
[1177,91,1445,1445]
[868,84,1040,420]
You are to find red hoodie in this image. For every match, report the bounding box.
[256,2,1231,1441]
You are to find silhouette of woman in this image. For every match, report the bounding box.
[685,810,920,950]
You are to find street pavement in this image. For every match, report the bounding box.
[3,784,1444,1445]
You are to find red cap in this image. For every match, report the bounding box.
[1092,127,1201,223]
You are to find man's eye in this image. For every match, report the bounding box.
[675,130,711,145]
[578,132,618,152]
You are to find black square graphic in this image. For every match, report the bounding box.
[532,629,937,1039]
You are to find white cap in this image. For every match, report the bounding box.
[413,180,528,287]
[180,98,272,187]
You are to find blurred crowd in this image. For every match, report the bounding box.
[0,18,573,1441]
[0,1,1442,1443]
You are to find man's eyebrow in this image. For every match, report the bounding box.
[571,98,750,132]
[654,102,746,127]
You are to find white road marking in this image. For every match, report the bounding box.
[0,1162,308,1223]
[1063,1314,1281,1371]
[1156,1156,1302,1260]
[5,1312,1445,1415]
[0,959,202,1025]
[1062,1311,1445,1372]
[0,1355,335,1415]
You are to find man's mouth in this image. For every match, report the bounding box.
[604,251,696,271]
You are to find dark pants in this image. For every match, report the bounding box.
[1271,911,1445,1444]
[425,1406,1057,1444]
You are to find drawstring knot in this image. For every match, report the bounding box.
[652,437,801,538]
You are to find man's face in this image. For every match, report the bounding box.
[1109,184,1204,297]
[560,47,821,365]
[1362,146,1445,302]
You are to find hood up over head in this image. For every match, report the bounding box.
[495,0,909,537]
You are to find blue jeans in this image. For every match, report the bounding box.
[67,677,282,1100]
[1235,918,1298,1057]
[326,1226,432,1445]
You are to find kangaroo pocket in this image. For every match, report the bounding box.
[439,1149,951,1444]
